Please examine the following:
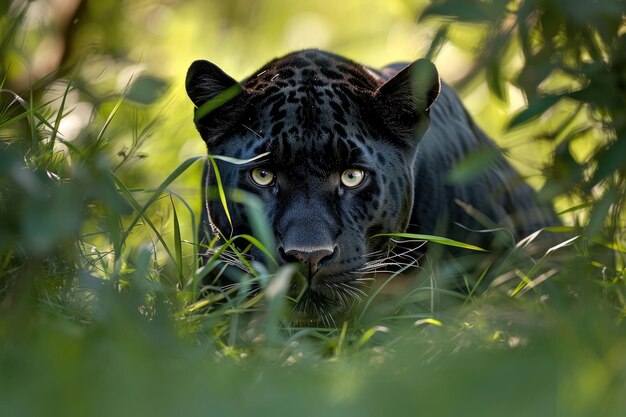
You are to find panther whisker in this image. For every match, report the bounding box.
[333,288,348,310]
[356,243,423,275]
[241,123,265,140]
[337,283,364,302]
[362,249,386,259]
[364,251,416,265]
[351,278,373,286]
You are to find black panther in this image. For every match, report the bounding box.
[185,49,557,317]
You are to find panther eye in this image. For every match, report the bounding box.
[250,168,275,186]
[340,168,365,188]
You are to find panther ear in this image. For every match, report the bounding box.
[185,60,247,145]
[374,58,440,141]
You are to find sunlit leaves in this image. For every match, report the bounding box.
[420,0,510,23]
[424,0,625,251]
[507,94,564,130]
[126,75,169,106]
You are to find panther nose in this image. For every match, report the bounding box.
[279,245,338,274]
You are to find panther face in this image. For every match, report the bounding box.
[186,50,439,316]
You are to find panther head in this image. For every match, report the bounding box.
[186,50,440,318]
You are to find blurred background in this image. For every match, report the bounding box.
[1,0,556,192]
[0,0,624,416]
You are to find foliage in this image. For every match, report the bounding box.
[0,0,625,416]
[422,0,625,239]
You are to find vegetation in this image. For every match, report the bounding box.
[0,0,624,416]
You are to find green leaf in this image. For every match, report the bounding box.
[545,235,579,256]
[116,155,206,260]
[113,175,177,266]
[265,265,295,346]
[236,234,276,265]
[209,155,232,230]
[589,138,626,187]
[557,202,594,215]
[420,2,503,22]
[414,318,443,327]
[424,25,449,61]
[374,233,487,252]
[195,84,243,121]
[507,94,563,130]
[126,75,169,105]
[229,189,277,268]
[97,86,128,142]
[357,326,390,347]
[171,195,183,286]
[587,188,617,237]
[486,60,507,102]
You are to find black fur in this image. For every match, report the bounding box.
[186,49,557,316]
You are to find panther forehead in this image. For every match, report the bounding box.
[234,50,382,172]
[240,50,385,149]
[243,50,383,94]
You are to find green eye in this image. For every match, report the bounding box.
[250,168,275,186]
[340,168,365,188]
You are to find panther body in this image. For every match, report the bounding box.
[185,49,556,314]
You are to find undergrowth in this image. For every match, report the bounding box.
[0,62,623,417]
[1,1,625,416]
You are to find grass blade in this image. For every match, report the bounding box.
[116,155,205,258]
[209,155,232,230]
[170,195,184,287]
[375,233,487,252]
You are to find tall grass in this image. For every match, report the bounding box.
[0,64,623,417]
[1,1,625,416]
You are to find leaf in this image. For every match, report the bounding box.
[265,265,295,346]
[507,94,563,130]
[210,151,270,165]
[195,84,242,121]
[589,138,626,187]
[374,233,487,252]
[236,234,276,265]
[510,269,532,297]
[357,326,390,347]
[590,237,626,254]
[486,60,507,102]
[424,25,449,61]
[229,189,277,268]
[113,175,178,266]
[49,80,73,150]
[586,188,617,237]
[126,75,169,105]
[170,195,183,286]
[414,318,443,327]
[557,202,594,215]
[542,226,576,233]
[209,155,232,229]
[545,235,579,256]
[97,85,128,142]
[420,1,504,23]
[265,265,293,300]
[116,155,206,260]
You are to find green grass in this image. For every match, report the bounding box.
[1,1,625,415]
[0,67,624,417]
